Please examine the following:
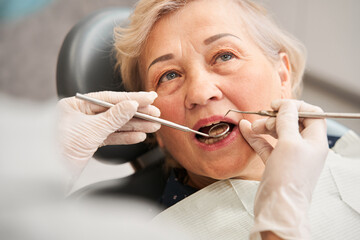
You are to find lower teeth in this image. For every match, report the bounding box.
[198,131,230,144]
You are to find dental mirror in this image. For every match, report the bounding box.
[207,122,230,138]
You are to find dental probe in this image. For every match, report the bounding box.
[224,109,360,119]
[75,93,229,138]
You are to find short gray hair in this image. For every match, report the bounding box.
[114,0,306,98]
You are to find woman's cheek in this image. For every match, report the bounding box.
[229,71,279,109]
[154,96,188,155]
[154,95,183,122]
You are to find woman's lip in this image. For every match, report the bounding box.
[192,115,239,151]
[192,115,237,131]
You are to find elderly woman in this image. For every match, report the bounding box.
[58,0,360,239]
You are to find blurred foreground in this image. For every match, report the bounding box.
[0,93,187,240]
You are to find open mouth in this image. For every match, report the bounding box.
[196,121,235,144]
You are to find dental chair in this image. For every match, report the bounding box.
[57,8,167,204]
[56,8,349,203]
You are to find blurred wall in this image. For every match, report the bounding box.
[0,0,359,132]
[0,0,137,100]
[260,0,360,132]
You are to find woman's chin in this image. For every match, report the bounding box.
[200,158,253,180]
[193,150,263,181]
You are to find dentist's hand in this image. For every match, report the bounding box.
[57,91,161,174]
[240,100,329,240]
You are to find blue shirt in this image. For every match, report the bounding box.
[160,170,197,208]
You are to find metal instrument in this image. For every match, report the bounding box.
[75,93,230,138]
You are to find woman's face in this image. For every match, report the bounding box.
[140,0,292,187]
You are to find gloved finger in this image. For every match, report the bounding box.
[118,104,161,132]
[294,101,327,142]
[118,105,161,133]
[291,100,325,128]
[137,105,161,118]
[240,119,273,163]
[85,91,158,114]
[119,119,161,133]
[57,97,80,114]
[271,100,300,139]
[252,118,278,139]
[102,132,147,146]
[272,99,326,142]
[97,100,139,132]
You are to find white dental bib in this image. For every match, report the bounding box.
[152,131,360,240]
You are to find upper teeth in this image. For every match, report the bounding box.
[201,121,221,128]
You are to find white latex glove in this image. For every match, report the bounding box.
[240,99,329,240]
[57,91,161,176]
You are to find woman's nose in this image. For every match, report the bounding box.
[184,70,223,109]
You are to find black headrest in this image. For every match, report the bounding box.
[56,8,131,97]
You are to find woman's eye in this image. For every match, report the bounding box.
[215,52,235,63]
[159,71,180,83]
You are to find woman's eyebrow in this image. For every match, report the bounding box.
[148,53,174,70]
[203,33,241,45]
[147,33,240,70]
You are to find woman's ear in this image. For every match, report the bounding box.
[278,52,292,99]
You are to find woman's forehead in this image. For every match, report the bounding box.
[142,0,247,59]
[162,0,244,34]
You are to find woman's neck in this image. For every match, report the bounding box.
[185,171,217,189]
